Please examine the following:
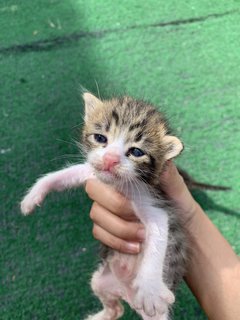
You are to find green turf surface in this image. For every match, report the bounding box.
[1,1,240,319]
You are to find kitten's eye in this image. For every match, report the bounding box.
[127,147,145,157]
[94,134,107,144]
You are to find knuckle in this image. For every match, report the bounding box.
[114,193,126,213]
[118,240,128,253]
[117,229,125,239]
[117,224,129,239]
[110,236,120,251]
[85,180,94,198]
[109,235,126,253]
[89,203,99,221]
[117,241,124,253]
[92,224,100,240]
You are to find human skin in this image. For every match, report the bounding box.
[85,161,240,320]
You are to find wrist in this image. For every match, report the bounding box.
[160,161,198,224]
[182,201,202,232]
[171,182,199,227]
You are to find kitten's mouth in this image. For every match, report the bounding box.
[90,161,124,183]
[94,170,116,185]
[92,162,118,176]
[99,168,118,177]
[94,166,121,183]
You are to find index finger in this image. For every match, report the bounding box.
[85,179,136,220]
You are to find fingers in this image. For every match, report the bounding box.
[160,161,186,196]
[92,223,141,254]
[90,202,145,241]
[86,179,135,220]
[90,202,145,254]
[86,179,145,254]
[160,161,198,222]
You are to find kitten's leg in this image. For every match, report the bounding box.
[85,264,124,320]
[132,205,174,317]
[21,163,93,215]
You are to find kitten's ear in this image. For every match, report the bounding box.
[163,135,183,160]
[83,92,103,121]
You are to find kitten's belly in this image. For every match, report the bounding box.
[105,223,188,293]
[107,250,144,283]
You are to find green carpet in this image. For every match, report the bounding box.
[1,1,240,319]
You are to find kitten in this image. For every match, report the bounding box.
[21,93,189,320]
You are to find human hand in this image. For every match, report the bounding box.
[86,161,198,253]
[85,179,145,254]
[160,161,198,224]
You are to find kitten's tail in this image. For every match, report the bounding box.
[178,168,231,191]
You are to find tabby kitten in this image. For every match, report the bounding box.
[21,93,188,320]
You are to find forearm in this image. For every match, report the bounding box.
[185,203,240,320]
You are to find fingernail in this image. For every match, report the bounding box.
[137,228,146,241]
[126,242,140,253]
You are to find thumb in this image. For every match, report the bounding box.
[160,161,186,198]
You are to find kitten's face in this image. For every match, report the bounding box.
[82,94,183,187]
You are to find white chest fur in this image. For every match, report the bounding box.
[21,162,175,319]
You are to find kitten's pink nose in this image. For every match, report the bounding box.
[103,153,120,171]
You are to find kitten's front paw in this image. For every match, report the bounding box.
[132,278,175,317]
[20,192,44,215]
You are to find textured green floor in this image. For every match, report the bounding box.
[1,1,240,319]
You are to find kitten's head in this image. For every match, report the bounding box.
[82,93,183,188]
